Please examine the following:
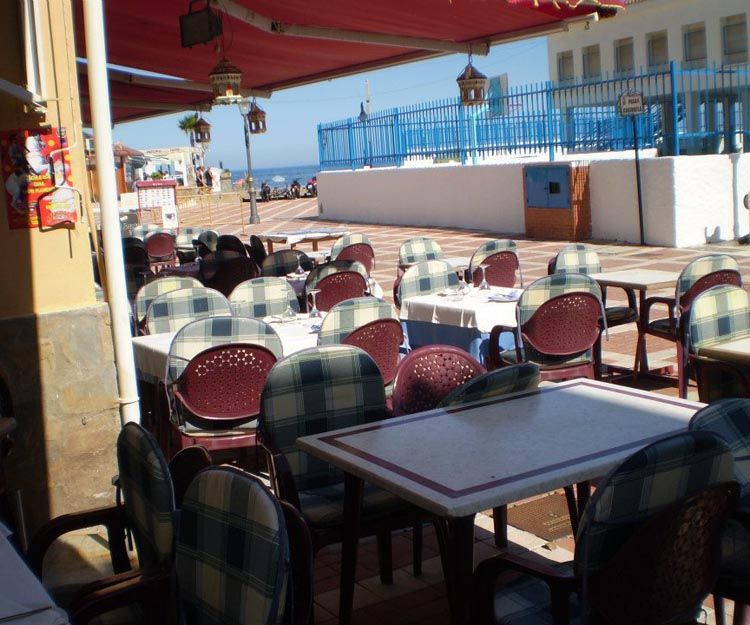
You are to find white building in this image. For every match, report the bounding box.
[141,146,203,186]
[548,0,748,82]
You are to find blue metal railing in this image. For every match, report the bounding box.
[318,61,750,170]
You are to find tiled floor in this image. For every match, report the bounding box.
[58,196,749,622]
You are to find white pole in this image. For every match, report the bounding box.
[82,0,140,424]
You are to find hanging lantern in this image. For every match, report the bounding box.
[193,117,212,146]
[209,57,242,104]
[456,58,488,106]
[247,99,267,134]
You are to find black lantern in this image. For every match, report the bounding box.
[193,117,212,146]
[248,99,267,134]
[209,57,242,104]
[456,58,488,106]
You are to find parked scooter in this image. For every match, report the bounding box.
[306,176,317,197]
[290,179,301,198]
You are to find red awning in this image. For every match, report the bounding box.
[74,0,624,123]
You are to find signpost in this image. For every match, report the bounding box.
[618,91,646,245]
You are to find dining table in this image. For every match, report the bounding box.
[588,268,680,376]
[399,286,519,362]
[0,524,68,624]
[259,228,350,253]
[297,379,701,625]
[696,336,750,365]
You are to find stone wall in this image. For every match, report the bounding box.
[0,304,120,533]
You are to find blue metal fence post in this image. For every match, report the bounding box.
[458,103,467,165]
[347,120,356,170]
[670,60,680,156]
[393,109,403,167]
[316,124,325,169]
[546,82,555,161]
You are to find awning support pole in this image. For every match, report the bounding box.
[82,0,141,425]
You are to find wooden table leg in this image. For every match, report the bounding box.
[339,473,364,625]
[267,241,274,253]
[437,515,475,625]
[313,240,319,251]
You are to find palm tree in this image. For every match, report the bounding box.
[177,113,198,147]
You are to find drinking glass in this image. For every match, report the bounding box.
[456,265,470,295]
[294,255,306,275]
[308,288,322,318]
[478,264,491,290]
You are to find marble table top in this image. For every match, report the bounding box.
[259,228,349,245]
[297,379,701,518]
[132,315,319,383]
[697,336,750,365]
[400,286,519,334]
[588,269,679,291]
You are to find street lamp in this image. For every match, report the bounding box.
[238,99,260,224]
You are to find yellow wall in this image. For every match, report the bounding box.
[0,0,95,317]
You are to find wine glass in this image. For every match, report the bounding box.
[294,254,306,275]
[456,265,470,295]
[478,264,491,291]
[308,288,322,318]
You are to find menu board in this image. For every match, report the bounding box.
[135,179,178,228]
[0,127,78,229]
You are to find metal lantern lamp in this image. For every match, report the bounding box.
[456,57,488,106]
[248,99,267,134]
[209,57,243,104]
[193,117,211,146]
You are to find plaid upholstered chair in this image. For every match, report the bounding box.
[330,233,372,260]
[29,423,209,612]
[690,399,750,625]
[248,234,268,267]
[471,431,738,625]
[173,467,312,625]
[318,297,397,345]
[144,231,177,271]
[195,229,219,257]
[143,287,231,335]
[395,259,458,308]
[131,224,168,240]
[258,346,429,612]
[261,249,314,277]
[684,284,750,402]
[134,276,202,331]
[550,242,638,332]
[230,277,300,318]
[165,316,283,457]
[202,256,260,297]
[638,254,741,397]
[468,239,523,288]
[304,261,368,312]
[398,236,443,270]
[174,227,206,263]
[487,273,606,382]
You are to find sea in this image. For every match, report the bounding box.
[229,164,320,188]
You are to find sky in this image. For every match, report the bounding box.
[112,37,550,171]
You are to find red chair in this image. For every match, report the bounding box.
[337,243,376,276]
[171,343,277,458]
[342,319,404,387]
[311,271,367,312]
[202,256,260,297]
[471,251,519,288]
[391,345,485,417]
[144,232,177,270]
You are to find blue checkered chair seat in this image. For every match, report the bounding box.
[144,287,231,335]
[330,233,373,260]
[134,276,202,324]
[132,224,172,240]
[174,227,205,249]
[305,260,369,290]
[438,363,540,408]
[398,237,443,266]
[318,297,397,345]
[469,239,523,287]
[397,260,458,304]
[167,316,283,434]
[686,285,750,354]
[117,422,176,570]
[176,466,289,625]
[483,431,737,625]
[262,250,313,277]
[259,345,414,526]
[229,277,300,318]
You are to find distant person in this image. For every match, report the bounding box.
[195,166,204,187]
[203,167,213,189]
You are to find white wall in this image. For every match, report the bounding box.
[548,0,749,80]
[319,164,526,234]
[320,154,750,247]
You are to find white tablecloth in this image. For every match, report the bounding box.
[0,529,68,624]
[132,315,320,383]
[261,229,349,246]
[400,287,518,334]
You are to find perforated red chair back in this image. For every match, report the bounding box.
[337,243,375,276]
[174,343,277,428]
[521,292,602,357]
[342,319,404,386]
[471,251,518,288]
[391,345,485,416]
[145,232,176,263]
[203,257,260,297]
[312,271,367,312]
